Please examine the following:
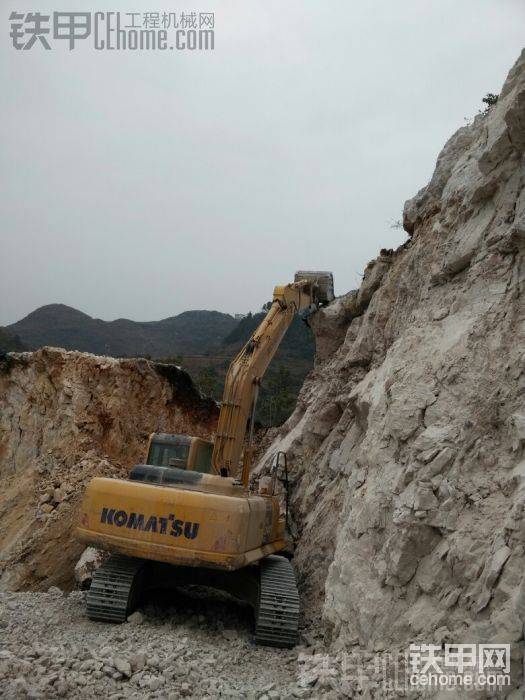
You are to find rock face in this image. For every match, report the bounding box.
[258,49,525,668]
[0,347,218,591]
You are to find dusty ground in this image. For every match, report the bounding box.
[3,585,524,700]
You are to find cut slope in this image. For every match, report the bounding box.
[0,347,218,591]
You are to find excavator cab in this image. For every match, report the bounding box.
[145,433,214,474]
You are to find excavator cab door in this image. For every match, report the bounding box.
[190,438,214,474]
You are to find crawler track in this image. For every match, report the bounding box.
[86,555,145,623]
[255,555,299,648]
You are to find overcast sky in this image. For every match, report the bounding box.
[1,1,524,324]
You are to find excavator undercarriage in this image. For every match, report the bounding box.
[86,553,300,648]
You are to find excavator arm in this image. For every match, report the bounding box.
[211,272,334,485]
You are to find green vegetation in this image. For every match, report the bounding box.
[480,93,499,116]
[0,328,26,353]
[482,92,499,108]
[218,310,314,426]
[257,365,297,426]
[196,366,221,400]
[222,311,314,360]
[7,305,237,357]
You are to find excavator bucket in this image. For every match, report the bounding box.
[294,270,334,304]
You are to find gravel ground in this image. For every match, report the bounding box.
[0,587,326,699]
[7,588,511,699]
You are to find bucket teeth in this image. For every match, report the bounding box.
[294,270,334,304]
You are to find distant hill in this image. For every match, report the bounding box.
[0,328,26,353]
[7,304,238,358]
[7,303,315,426]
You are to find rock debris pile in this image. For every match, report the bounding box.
[0,589,305,699]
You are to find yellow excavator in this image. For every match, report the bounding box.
[77,271,334,647]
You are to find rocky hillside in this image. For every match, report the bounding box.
[257,48,525,677]
[0,347,218,592]
[7,304,237,357]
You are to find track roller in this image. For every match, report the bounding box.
[255,555,299,648]
[86,555,145,623]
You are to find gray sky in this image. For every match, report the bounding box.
[1,1,524,324]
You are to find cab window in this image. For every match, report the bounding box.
[147,442,189,469]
